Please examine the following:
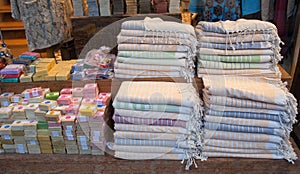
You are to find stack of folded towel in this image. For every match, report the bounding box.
[196,19,283,81]
[115,17,197,82]
[111,81,205,169]
[202,76,297,162]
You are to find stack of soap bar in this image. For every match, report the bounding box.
[33,58,56,81]
[48,121,65,154]
[61,115,78,154]
[0,92,14,107]
[79,104,97,116]
[0,64,23,82]
[11,120,28,154]
[45,111,62,122]
[46,92,60,100]
[12,105,26,120]
[39,100,58,112]
[57,95,73,105]
[83,83,99,98]
[24,104,39,120]
[0,124,15,153]
[23,120,39,154]
[72,87,84,97]
[37,122,52,154]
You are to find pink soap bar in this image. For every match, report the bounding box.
[83,83,99,98]
[64,104,80,115]
[57,94,73,105]
[82,98,96,105]
[60,88,72,95]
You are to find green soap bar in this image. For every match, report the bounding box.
[37,121,48,129]
[46,92,60,100]
[1,78,19,83]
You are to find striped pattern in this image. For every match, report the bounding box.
[202,76,297,161]
[115,18,197,81]
[112,81,203,164]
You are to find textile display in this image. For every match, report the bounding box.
[115,17,197,82]
[110,81,205,169]
[195,19,283,80]
[202,76,297,162]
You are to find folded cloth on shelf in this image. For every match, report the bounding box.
[198,42,273,50]
[205,139,280,150]
[199,48,274,56]
[115,151,189,160]
[117,57,186,66]
[204,122,285,137]
[198,55,273,63]
[114,74,182,79]
[114,138,191,148]
[113,115,188,128]
[198,60,273,69]
[114,109,191,121]
[118,51,188,59]
[114,131,189,141]
[118,44,190,52]
[114,62,183,72]
[114,69,182,77]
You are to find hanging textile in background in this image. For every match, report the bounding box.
[261,0,275,21]
[241,0,260,16]
[188,0,241,21]
[10,0,72,51]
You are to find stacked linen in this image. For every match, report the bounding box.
[202,76,298,162]
[115,17,197,82]
[196,19,283,81]
[111,81,205,169]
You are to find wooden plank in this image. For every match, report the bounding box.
[5,38,27,46]
[0,5,11,13]
[0,21,24,31]
[0,139,299,173]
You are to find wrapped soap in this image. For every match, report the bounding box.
[10,94,22,103]
[60,88,72,95]
[57,94,73,105]
[0,124,12,135]
[46,92,60,100]
[39,100,58,112]
[24,104,39,119]
[61,115,77,126]
[63,104,80,115]
[83,83,99,98]
[0,107,13,119]
[72,97,82,105]
[45,111,62,122]
[82,98,96,105]
[28,95,44,103]
[20,73,34,82]
[72,87,84,97]
[79,104,97,116]
[97,93,111,106]
[22,87,43,99]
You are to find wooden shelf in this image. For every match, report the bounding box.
[0,21,24,31]
[0,139,299,173]
[0,5,11,13]
[5,38,27,46]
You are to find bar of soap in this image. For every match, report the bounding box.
[45,111,62,122]
[97,93,111,106]
[0,124,12,135]
[46,92,60,100]
[82,98,96,105]
[83,83,99,98]
[72,87,84,97]
[72,97,82,105]
[79,104,97,116]
[39,100,57,112]
[60,88,72,95]
[63,104,80,115]
[10,95,22,103]
[57,94,73,105]
[61,115,76,125]
[0,107,13,119]
[28,96,44,103]
[22,87,43,99]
